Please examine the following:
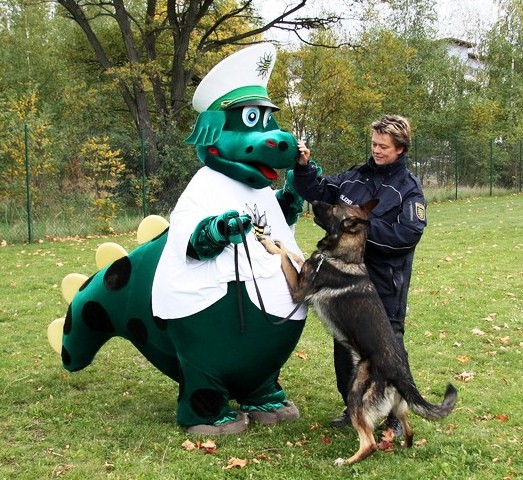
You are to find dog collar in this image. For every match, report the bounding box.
[315,253,326,273]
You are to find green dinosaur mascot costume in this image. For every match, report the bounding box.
[48,44,308,434]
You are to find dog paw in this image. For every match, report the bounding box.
[258,235,281,254]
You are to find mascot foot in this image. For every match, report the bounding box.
[244,401,299,425]
[186,412,249,435]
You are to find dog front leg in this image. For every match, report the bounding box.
[277,243,304,268]
[278,253,303,302]
[258,236,304,268]
[258,235,281,255]
[258,236,308,303]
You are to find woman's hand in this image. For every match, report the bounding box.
[297,141,310,166]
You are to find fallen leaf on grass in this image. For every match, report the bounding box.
[475,414,493,421]
[471,328,486,336]
[321,435,331,444]
[224,457,248,469]
[444,423,458,435]
[52,464,74,477]
[255,453,272,462]
[415,438,428,446]
[455,371,474,382]
[181,438,217,454]
[496,413,509,422]
[287,436,308,447]
[47,448,64,457]
[295,351,308,360]
[498,336,510,345]
[181,440,197,451]
[457,355,470,363]
[200,439,217,454]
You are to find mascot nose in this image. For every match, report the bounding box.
[266,139,289,151]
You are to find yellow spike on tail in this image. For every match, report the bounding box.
[95,242,128,270]
[137,215,169,245]
[47,317,65,354]
[61,273,89,304]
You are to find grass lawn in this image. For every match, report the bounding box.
[1,194,521,479]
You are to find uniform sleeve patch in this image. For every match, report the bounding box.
[415,202,426,221]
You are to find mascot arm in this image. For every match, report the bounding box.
[276,161,323,226]
[188,210,252,260]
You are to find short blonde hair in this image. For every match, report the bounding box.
[371,115,411,152]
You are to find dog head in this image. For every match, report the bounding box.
[312,199,379,261]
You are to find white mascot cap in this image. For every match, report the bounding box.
[192,43,279,112]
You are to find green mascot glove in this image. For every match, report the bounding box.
[212,210,252,245]
[188,210,252,260]
[276,161,323,226]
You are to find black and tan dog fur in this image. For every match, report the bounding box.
[259,200,457,465]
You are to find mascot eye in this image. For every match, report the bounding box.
[262,109,273,128]
[242,106,260,127]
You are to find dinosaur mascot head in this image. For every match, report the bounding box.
[185,43,298,188]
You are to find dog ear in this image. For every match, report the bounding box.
[361,199,379,215]
[341,218,368,233]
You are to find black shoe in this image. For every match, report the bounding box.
[384,413,404,437]
[330,410,350,428]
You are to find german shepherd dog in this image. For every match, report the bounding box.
[259,199,457,465]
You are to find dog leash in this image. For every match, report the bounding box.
[230,219,271,334]
[228,218,327,330]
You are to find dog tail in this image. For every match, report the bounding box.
[397,380,458,420]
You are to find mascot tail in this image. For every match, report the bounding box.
[47,215,173,375]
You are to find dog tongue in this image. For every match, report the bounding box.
[256,163,278,180]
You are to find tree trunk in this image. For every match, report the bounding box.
[55,0,343,175]
[58,0,159,174]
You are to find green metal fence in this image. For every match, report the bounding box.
[1,125,522,244]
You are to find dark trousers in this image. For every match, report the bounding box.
[334,321,406,406]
